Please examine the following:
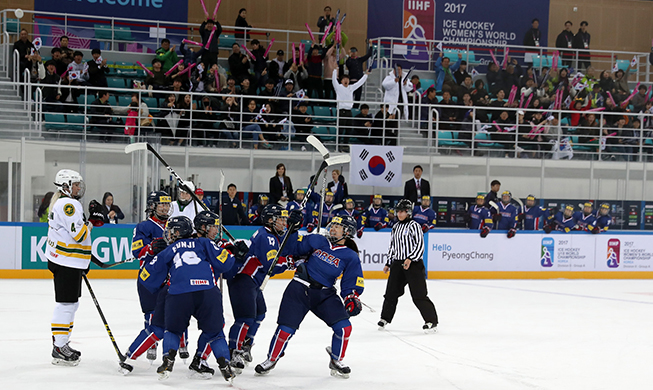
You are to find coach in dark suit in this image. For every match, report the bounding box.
[403,165,430,205]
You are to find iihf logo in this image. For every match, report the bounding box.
[607,239,620,268]
[541,238,554,267]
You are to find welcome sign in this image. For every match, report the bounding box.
[34,0,188,23]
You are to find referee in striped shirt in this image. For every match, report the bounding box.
[378,199,438,333]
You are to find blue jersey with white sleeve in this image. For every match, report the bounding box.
[336,208,363,229]
[520,206,546,230]
[573,211,598,231]
[363,207,388,229]
[468,205,493,230]
[412,206,437,230]
[248,204,265,225]
[131,217,166,267]
[140,237,235,295]
[553,212,577,232]
[234,226,296,286]
[595,212,613,231]
[291,234,364,298]
[496,203,519,230]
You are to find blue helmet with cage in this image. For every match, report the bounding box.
[193,210,220,239]
[326,215,357,244]
[146,191,171,219]
[262,204,289,235]
[164,216,194,243]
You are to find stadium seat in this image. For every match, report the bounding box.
[437,131,467,148]
[115,26,135,42]
[421,78,435,90]
[112,61,137,77]
[66,114,86,131]
[7,18,20,34]
[107,77,126,90]
[312,106,335,123]
[219,34,236,49]
[118,95,132,107]
[301,39,313,53]
[44,113,67,131]
[311,126,334,142]
[616,60,630,72]
[94,24,113,41]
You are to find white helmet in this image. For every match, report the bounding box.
[177,180,195,206]
[180,180,195,193]
[54,169,85,199]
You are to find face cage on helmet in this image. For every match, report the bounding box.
[150,202,170,220]
[62,181,86,199]
[198,223,219,240]
[266,214,287,236]
[326,220,354,244]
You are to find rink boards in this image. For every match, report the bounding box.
[1,223,652,279]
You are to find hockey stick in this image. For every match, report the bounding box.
[260,154,351,291]
[317,167,327,233]
[307,135,330,160]
[218,169,225,293]
[361,301,376,313]
[90,255,135,269]
[82,274,126,362]
[124,143,237,242]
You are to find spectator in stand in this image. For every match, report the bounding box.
[192,95,218,146]
[156,39,178,73]
[556,21,575,67]
[89,90,116,142]
[487,62,505,96]
[145,58,167,90]
[169,63,191,91]
[323,45,342,101]
[345,46,373,105]
[327,169,348,204]
[404,165,430,205]
[13,29,34,82]
[503,58,523,92]
[458,75,474,101]
[220,76,238,97]
[228,43,251,83]
[277,79,296,114]
[492,110,517,155]
[200,18,222,68]
[306,44,326,99]
[158,93,184,145]
[588,82,605,108]
[317,6,335,37]
[438,91,458,131]
[250,39,269,88]
[453,60,470,85]
[523,18,542,48]
[573,21,591,69]
[59,36,74,65]
[62,51,89,109]
[471,79,489,105]
[434,51,462,94]
[373,104,398,145]
[269,163,294,206]
[520,66,537,88]
[614,67,634,103]
[175,94,195,145]
[284,61,308,93]
[353,103,374,144]
[257,78,277,107]
[632,85,648,113]
[38,192,54,223]
[242,98,272,149]
[234,8,251,43]
[101,192,124,224]
[219,184,248,225]
[219,95,240,148]
[292,101,313,145]
[420,87,438,131]
[130,93,152,128]
[41,61,62,112]
[382,64,412,121]
[87,49,109,89]
[598,70,615,97]
[169,78,185,93]
[332,68,369,147]
[179,41,204,67]
[273,50,285,78]
[50,48,67,76]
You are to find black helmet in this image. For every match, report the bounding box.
[194,210,220,239]
[326,215,357,244]
[164,216,194,243]
[262,204,288,235]
[146,191,171,219]
[395,199,413,217]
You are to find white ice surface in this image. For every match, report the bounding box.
[1,278,652,390]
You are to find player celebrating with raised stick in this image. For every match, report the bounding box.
[47,169,93,366]
[255,214,364,379]
[378,199,438,333]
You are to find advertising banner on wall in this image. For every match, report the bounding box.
[34,0,189,23]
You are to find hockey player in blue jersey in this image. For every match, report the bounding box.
[248,194,269,225]
[495,191,519,238]
[126,191,171,364]
[287,189,309,227]
[140,216,236,382]
[545,205,577,233]
[227,204,298,373]
[412,196,437,232]
[254,215,364,379]
[387,208,397,229]
[595,203,613,232]
[337,198,363,229]
[307,190,338,232]
[573,202,599,233]
[358,195,388,237]
[466,195,493,237]
[519,195,547,230]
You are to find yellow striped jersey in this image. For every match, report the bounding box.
[46,197,92,269]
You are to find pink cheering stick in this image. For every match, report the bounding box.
[241,45,256,60]
[212,0,222,19]
[182,38,203,47]
[620,86,640,108]
[551,51,559,71]
[524,94,533,109]
[586,107,606,112]
[178,62,196,77]
[292,43,296,64]
[519,92,525,108]
[507,85,517,106]
[215,68,219,91]
[606,91,617,107]
[489,49,499,67]
[199,0,209,18]
[305,23,315,41]
[204,26,217,49]
[321,22,333,45]
[164,60,184,76]
[492,121,503,132]
[647,85,653,102]
[502,47,509,70]
[299,43,305,64]
[136,61,154,77]
[421,84,435,97]
[263,38,275,59]
[589,132,617,142]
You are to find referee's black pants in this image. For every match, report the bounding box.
[380,260,438,325]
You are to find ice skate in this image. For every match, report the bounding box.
[188,355,214,379]
[254,358,277,375]
[377,319,388,331]
[423,322,437,334]
[179,345,189,361]
[217,357,235,383]
[146,343,157,363]
[51,343,81,366]
[156,350,176,381]
[326,347,350,379]
[229,349,246,374]
[241,336,253,363]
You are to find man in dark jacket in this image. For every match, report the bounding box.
[87,49,109,89]
[89,90,116,142]
[50,48,67,76]
[200,18,222,69]
[453,60,470,85]
[353,103,374,144]
[13,29,34,82]
[228,43,251,83]
[345,46,373,105]
[573,21,591,69]
[403,165,430,205]
[555,21,575,67]
[317,6,335,36]
[42,61,62,112]
[523,18,541,48]
[218,184,248,225]
[250,39,269,88]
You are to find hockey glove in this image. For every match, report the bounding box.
[344,292,362,317]
[88,199,105,227]
[338,174,345,184]
[306,223,316,233]
[507,228,516,238]
[480,226,491,238]
[591,226,600,234]
[151,238,168,255]
[374,222,383,231]
[573,225,583,231]
[492,213,502,224]
[421,224,429,233]
[234,240,250,259]
[544,224,553,234]
[278,256,296,271]
[517,213,525,222]
[356,227,364,238]
[287,210,303,233]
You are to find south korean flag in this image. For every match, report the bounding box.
[349,145,403,187]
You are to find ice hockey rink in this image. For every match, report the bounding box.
[1,278,652,390]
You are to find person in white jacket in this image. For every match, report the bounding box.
[382,64,413,121]
[332,68,369,146]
